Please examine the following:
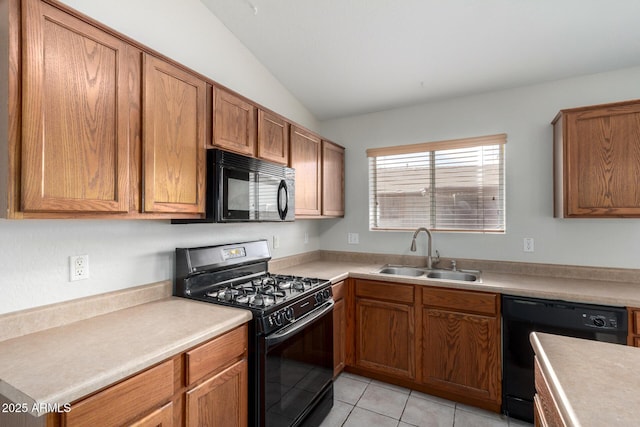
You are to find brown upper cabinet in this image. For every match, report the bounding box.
[212,86,257,157]
[322,140,345,217]
[1,0,344,219]
[20,0,132,214]
[142,54,206,215]
[290,125,322,216]
[553,99,640,218]
[289,126,345,218]
[3,0,207,219]
[258,110,290,165]
[212,87,292,166]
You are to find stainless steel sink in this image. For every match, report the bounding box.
[377,266,425,277]
[425,269,480,282]
[375,265,481,282]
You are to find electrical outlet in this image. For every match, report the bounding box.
[273,235,280,249]
[523,238,535,252]
[348,232,359,244]
[304,232,309,244]
[70,255,89,281]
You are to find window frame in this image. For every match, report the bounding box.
[367,133,506,233]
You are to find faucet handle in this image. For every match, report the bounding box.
[451,259,457,271]
[432,250,440,266]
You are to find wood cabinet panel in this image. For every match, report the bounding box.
[422,287,498,315]
[129,401,174,427]
[21,0,130,213]
[213,87,257,156]
[422,307,500,402]
[627,307,640,346]
[553,99,640,217]
[321,140,345,217]
[355,297,415,379]
[534,357,567,427]
[355,279,414,304]
[63,360,174,427]
[333,281,346,377]
[290,125,322,216]
[143,53,206,214]
[185,324,248,385]
[185,359,248,427]
[258,110,289,164]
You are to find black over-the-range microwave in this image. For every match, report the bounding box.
[174,149,295,223]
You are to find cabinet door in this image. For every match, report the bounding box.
[290,126,322,216]
[143,54,206,214]
[185,359,248,427]
[628,308,640,346]
[333,282,346,377]
[355,298,415,379]
[21,0,131,213]
[258,110,289,165]
[322,140,345,217]
[422,308,500,403]
[555,100,640,217]
[213,87,257,156]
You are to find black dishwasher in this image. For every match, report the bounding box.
[502,295,628,423]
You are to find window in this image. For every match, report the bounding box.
[367,134,506,232]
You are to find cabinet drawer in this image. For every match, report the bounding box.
[129,401,174,427]
[422,287,498,316]
[64,359,174,427]
[186,324,248,385]
[355,279,414,303]
[332,281,345,301]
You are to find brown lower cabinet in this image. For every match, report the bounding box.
[628,307,640,347]
[28,324,249,427]
[345,278,502,413]
[333,281,346,377]
[533,357,566,427]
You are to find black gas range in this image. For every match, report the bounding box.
[175,240,334,427]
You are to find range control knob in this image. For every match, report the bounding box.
[593,317,606,327]
[322,289,331,299]
[284,307,294,322]
[314,292,324,305]
[273,312,283,326]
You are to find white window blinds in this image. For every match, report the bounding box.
[367,134,506,232]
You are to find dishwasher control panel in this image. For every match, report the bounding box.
[581,310,622,330]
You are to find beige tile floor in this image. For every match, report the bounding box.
[320,373,533,427]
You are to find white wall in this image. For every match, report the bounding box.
[0,0,322,315]
[319,66,640,270]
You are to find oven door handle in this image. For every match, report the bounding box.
[265,300,334,347]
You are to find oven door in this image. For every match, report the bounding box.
[263,301,334,427]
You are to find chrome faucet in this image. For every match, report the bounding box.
[410,227,436,269]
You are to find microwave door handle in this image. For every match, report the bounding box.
[265,300,334,347]
[277,179,289,220]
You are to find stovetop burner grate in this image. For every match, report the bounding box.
[203,273,326,308]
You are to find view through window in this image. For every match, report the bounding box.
[367,134,506,232]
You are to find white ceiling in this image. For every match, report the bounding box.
[200,0,640,120]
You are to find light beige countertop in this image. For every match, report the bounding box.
[0,297,252,415]
[530,332,640,426]
[270,259,640,307]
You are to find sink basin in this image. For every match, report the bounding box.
[426,269,480,282]
[377,266,425,277]
[376,265,481,282]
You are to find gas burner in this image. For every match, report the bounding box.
[251,293,275,307]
